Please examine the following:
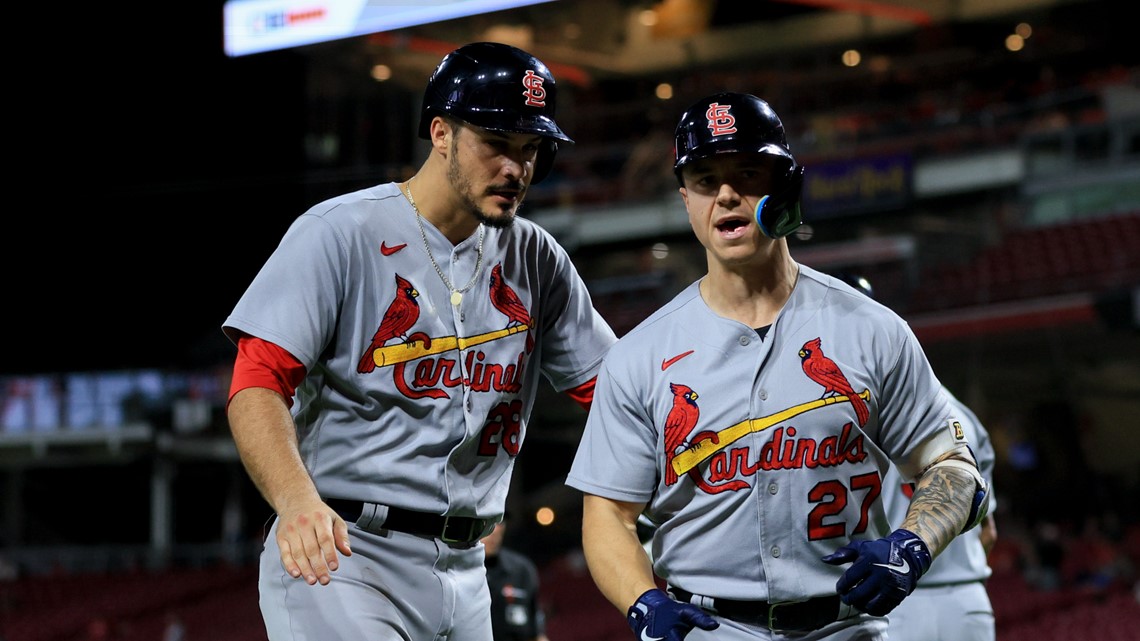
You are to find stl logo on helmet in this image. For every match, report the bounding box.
[705,103,736,136]
[521,70,547,107]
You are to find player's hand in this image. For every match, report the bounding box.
[820,528,932,616]
[627,588,719,641]
[274,498,352,586]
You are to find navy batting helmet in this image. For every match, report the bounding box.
[673,92,805,238]
[419,42,572,184]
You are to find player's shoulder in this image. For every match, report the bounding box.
[508,215,566,251]
[798,265,909,331]
[611,282,703,348]
[300,182,404,221]
[594,282,704,377]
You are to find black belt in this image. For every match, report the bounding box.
[669,587,846,633]
[324,498,490,546]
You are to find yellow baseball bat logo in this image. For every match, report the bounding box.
[670,390,871,476]
[370,324,531,368]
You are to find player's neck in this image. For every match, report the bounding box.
[700,256,799,328]
[402,172,481,245]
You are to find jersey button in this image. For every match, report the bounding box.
[768,483,778,495]
[759,389,768,401]
[772,546,781,557]
[739,335,750,346]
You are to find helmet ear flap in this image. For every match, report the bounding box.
[532,139,559,184]
[755,164,805,239]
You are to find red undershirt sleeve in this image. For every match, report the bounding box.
[564,376,597,411]
[227,335,307,410]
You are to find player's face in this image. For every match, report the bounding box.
[447,123,543,229]
[680,153,780,264]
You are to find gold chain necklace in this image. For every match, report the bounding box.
[404,181,485,307]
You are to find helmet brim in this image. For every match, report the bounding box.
[460,111,574,144]
[674,141,792,173]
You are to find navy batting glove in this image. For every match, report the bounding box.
[627,588,719,641]
[820,528,932,616]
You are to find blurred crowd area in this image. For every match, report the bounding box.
[524,40,1136,213]
[298,0,1138,216]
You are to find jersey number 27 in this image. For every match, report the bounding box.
[807,471,882,540]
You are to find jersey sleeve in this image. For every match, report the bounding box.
[874,321,956,478]
[565,353,659,502]
[954,395,998,514]
[222,212,347,369]
[880,389,996,526]
[533,232,617,392]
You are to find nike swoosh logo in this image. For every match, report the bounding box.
[640,629,664,641]
[380,242,407,256]
[873,558,911,575]
[661,350,694,371]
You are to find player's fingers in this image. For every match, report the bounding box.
[313,516,345,575]
[834,558,871,593]
[820,546,857,565]
[861,593,896,617]
[299,518,339,586]
[679,608,720,631]
[333,515,352,557]
[281,511,334,585]
[277,531,317,585]
[839,567,881,608]
[300,541,332,586]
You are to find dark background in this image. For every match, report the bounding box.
[14,4,311,375]
[3,5,1138,640]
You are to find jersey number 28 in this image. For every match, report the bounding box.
[477,400,524,457]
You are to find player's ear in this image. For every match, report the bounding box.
[428,116,454,153]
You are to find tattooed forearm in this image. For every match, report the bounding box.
[901,463,975,556]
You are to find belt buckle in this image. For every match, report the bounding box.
[767,599,809,633]
[440,516,480,544]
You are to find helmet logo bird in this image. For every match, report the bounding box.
[799,337,869,427]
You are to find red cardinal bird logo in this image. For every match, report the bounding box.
[798,337,869,427]
[663,383,700,486]
[489,262,534,353]
[357,274,421,373]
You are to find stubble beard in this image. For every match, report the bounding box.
[447,141,521,230]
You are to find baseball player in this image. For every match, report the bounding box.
[833,275,1000,641]
[482,516,551,641]
[883,393,997,640]
[565,91,990,640]
[223,42,617,641]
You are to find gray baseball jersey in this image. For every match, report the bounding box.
[566,265,968,604]
[883,390,997,641]
[225,182,615,517]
